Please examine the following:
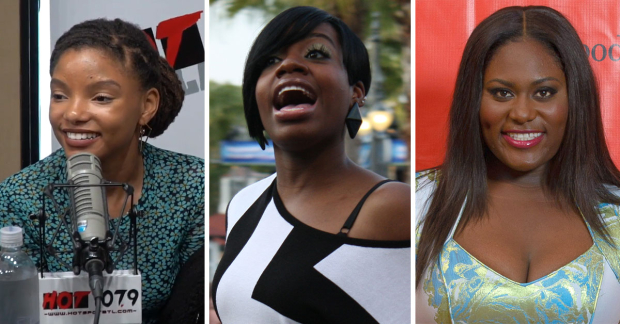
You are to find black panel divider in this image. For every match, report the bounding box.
[20,0,40,168]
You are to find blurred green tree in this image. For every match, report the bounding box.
[209,81,245,214]
[209,81,245,159]
[210,0,410,114]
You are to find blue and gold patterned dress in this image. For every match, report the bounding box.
[0,143,204,323]
[415,170,620,324]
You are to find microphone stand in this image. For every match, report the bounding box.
[32,181,140,324]
[29,194,48,278]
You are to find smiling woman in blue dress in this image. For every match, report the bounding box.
[212,6,411,324]
[415,6,620,323]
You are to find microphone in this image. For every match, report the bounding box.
[66,152,111,305]
[66,153,107,242]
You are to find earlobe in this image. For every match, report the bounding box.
[351,81,366,107]
[140,88,160,125]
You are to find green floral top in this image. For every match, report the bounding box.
[0,143,204,323]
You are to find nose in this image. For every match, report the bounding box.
[63,98,90,124]
[508,97,537,124]
[276,56,308,78]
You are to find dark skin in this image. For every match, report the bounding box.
[50,48,159,219]
[274,129,410,241]
[454,39,592,283]
[256,24,410,241]
[455,156,592,283]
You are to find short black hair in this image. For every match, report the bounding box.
[50,18,184,138]
[242,6,371,149]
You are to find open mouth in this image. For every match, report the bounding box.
[274,85,317,110]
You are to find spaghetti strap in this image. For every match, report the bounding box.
[338,179,395,237]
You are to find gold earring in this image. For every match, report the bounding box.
[139,124,153,154]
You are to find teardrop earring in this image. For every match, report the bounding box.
[345,102,362,139]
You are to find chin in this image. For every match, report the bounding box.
[510,166,541,173]
[502,160,548,173]
[272,137,326,153]
[272,138,311,152]
[270,129,310,144]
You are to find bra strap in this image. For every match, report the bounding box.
[338,179,394,237]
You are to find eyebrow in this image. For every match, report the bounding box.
[531,77,561,85]
[305,32,337,47]
[485,77,561,87]
[50,78,121,89]
[50,78,65,88]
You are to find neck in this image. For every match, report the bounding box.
[99,141,144,201]
[273,138,354,192]
[485,156,574,209]
[485,156,547,189]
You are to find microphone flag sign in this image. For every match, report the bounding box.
[38,270,142,323]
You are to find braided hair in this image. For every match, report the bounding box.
[50,18,184,138]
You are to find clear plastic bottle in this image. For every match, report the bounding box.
[0,226,40,324]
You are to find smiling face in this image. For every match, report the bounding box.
[480,39,568,173]
[49,48,155,162]
[254,23,364,150]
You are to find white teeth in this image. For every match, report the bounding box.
[67,132,99,140]
[278,86,312,98]
[507,132,542,141]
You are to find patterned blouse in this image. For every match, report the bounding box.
[415,170,620,324]
[0,143,204,323]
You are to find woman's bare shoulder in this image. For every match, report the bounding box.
[352,180,411,241]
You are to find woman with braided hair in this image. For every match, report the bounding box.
[0,18,204,322]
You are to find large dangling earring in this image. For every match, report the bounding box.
[345,102,362,139]
[139,124,153,154]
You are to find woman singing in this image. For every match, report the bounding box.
[212,6,411,324]
[416,6,620,323]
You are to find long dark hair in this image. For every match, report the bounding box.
[416,6,620,286]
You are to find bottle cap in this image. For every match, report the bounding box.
[0,226,24,248]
